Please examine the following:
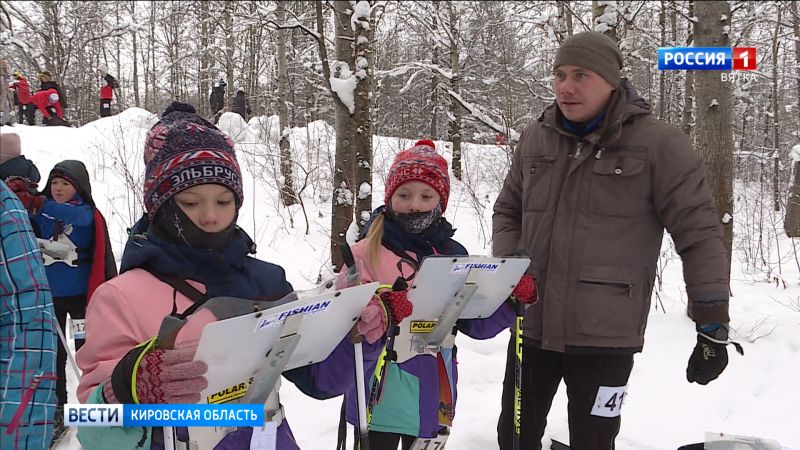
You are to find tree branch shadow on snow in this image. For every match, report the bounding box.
[767,294,800,313]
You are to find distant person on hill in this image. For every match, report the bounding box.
[209,78,226,124]
[9,70,35,125]
[38,71,66,108]
[232,87,251,121]
[30,89,67,126]
[96,66,119,118]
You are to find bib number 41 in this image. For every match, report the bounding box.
[590,385,628,418]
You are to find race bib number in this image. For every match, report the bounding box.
[249,422,277,450]
[410,433,448,450]
[71,319,86,340]
[590,385,628,418]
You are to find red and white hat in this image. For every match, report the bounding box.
[384,139,450,212]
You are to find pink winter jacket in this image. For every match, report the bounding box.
[76,268,216,403]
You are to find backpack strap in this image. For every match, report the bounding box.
[140,266,211,350]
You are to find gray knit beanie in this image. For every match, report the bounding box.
[554,31,623,87]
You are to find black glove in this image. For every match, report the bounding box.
[686,323,742,385]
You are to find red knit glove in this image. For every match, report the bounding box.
[134,342,208,404]
[512,274,537,304]
[5,178,43,213]
[380,290,413,326]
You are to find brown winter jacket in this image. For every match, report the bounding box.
[493,79,729,353]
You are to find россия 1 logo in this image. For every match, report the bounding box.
[658,47,756,71]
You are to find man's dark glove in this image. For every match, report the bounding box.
[686,323,743,385]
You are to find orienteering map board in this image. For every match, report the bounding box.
[194,281,379,404]
[406,256,530,320]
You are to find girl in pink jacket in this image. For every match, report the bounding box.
[339,140,516,450]
[75,102,384,450]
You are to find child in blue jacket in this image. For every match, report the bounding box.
[31,159,117,438]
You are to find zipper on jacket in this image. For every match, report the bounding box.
[573,141,583,159]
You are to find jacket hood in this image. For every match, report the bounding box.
[44,160,93,206]
[121,215,258,295]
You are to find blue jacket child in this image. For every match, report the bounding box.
[30,159,117,430]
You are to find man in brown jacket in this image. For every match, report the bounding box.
[493,32,738,450]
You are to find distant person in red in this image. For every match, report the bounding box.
[97,66,118,118]
[30,89,64,125]
[9,71,35,125]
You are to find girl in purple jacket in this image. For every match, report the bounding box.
[339,140,516,450]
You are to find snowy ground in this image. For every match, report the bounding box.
[2,109,797,449]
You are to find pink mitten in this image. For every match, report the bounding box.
[136,342,208,404]
[357,295,388,344]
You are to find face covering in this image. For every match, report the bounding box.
[388,204,443,234]
[149,198,237,252]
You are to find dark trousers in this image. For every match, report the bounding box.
[54,295,87,406]
[499,341,635,450]
[357,431,415,450]
[18,103,35,125]
[100,99,112,117]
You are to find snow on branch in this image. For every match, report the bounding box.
[350,1,372,31]
[375,62,453,80]
[447,90,520,141]
[330,61,358,114]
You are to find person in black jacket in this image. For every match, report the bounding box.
[209,79,226,124]
[232,87,251,121]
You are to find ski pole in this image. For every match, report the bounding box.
[513,299,524,450]
[55,318,81,380]
[354,341,370,450]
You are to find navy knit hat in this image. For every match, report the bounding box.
[142,101,242,218]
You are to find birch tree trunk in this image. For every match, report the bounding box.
[694,0,734,278]
[276,0,297,206]
[353,2,377,234]
[430,7,439,138]
[771,7,782,211]
[447,3,463,181]
[224,1,235,109]
[130,1,140,107]
[783,1,800,236]
[682,0,694,138]
[592,0,618,42]
[326,0,356,271]
[198,0,211,116]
